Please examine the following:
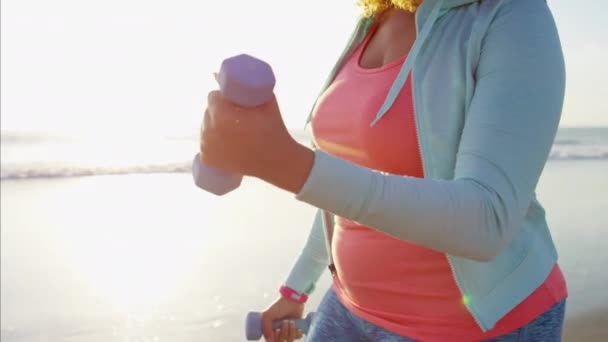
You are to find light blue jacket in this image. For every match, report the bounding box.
[285,0,566,331]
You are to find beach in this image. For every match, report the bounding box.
[1,156,607,341]
[2,0,606,338]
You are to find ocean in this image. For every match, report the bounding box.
[1,127,607,341]
[3,127,606,181]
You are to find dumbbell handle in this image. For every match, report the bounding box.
[245,312,314,341]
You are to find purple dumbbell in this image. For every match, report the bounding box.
[245,312,315,341]
[193,54,276,195]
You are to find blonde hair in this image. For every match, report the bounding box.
[358,0,423,17]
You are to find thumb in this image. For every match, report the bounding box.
[264,94,285,123]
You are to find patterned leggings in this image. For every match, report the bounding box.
[306,287,566,341]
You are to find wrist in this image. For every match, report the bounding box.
[279,285,308,304]
[260,138,315,194]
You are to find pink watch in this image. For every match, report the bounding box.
[280,285,309,304]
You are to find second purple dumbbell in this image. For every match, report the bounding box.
[245,311,315,341]
[192,54,276,196]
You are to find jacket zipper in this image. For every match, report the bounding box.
[410,12,486,332]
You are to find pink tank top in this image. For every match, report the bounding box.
[309,25,567,341]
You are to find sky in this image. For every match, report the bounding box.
[1,0,607,138]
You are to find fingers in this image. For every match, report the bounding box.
[206,90,221,110]
[203,92,236,138]
[274,321,288,342]
[206,90,228,127]
[206,90,243,127]
[272,321,301,342]
[200,92,236,161]
[262,312,275,342]
[200,109,211,134]
[287,321,299,341]
[199,109,214,156]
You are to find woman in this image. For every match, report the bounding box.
[198,0,567,340]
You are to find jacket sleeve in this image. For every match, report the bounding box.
[284,209,329,295]
[294,0,565,262]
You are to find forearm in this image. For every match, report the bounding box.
[256,141,512,262]
[257,140,315,194]
[294,150,515,262]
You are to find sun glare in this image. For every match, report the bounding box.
[52,175,217,317]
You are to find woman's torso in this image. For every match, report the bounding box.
[309,11,567,341]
